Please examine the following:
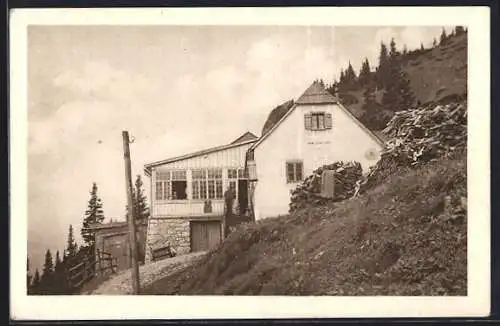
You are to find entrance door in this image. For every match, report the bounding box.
[238,180,248,215]
[103,234,129,271]
[190,220,221,252]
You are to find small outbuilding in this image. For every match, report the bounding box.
[90,220,148,273]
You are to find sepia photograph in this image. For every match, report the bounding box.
[10,7,490,320]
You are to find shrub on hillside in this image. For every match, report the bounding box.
[289,161,362,213]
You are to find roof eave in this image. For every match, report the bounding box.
[144,138,259,175]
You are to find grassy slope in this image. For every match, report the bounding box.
[143,154,466,295]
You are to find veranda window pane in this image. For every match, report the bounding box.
[228,169,238,179]
[200,181,207,199]
[208,180,215,199]
[157,171,170,180]
[216,180,223,199]
[192,181,200,200]
[172,170,186,180]
[155,182,163,200]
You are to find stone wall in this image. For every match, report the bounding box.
[145,218,191,263]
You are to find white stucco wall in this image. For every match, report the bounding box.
[253,103,383,220]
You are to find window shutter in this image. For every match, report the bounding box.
[304,113,312,130]
[325,113,333,129]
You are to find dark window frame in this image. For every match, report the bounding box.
[286,161,304,183]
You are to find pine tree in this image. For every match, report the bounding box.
[81,182,105,249]
[66,224,78,261]
[338,69,347,93]
[455,26,465,35]
[381,62,415,112]
[420,42,425,51]
[326,80,338,97]
[54,250,70,294]
[39,249,55,294]
[360,84,390,131]
[358,58,372,87]
[433,38,437,47]
[29,268,41,294]
[440,28,447,45]
[399,71,416,110]
[376,41,390,89]
[389,38,398,58]
[345,62,357,83]
[27,257,31,292]
[339,69,345,85]
[134,175,150,222]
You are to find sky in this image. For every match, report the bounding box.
[27,25,452,271]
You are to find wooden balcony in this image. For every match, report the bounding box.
[152,199,225,217]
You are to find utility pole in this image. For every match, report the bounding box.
[122,130,140,294]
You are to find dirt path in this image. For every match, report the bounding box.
[87,252,206,295]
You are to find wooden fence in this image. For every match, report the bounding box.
[66,250,118,289]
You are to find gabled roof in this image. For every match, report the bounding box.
[230,131,258,144]
[295,81,339,105]
[249,81,385,151]
[144,137,258,176]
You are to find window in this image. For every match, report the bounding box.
[192,168,223,200]
[155,172,170,200]
[304,112,332,130]
[155,170,187,200]
[192,169,207,200]
[286,161,303,183]
[171,171,187,200]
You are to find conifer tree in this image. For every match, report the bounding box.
[381,62,415,112]
[134,175,150,222]
[389,38,398,58]
[54,250,70,294]
[376,41,390,89]
[358,58,372,87]
[66,224,78,260]
[433,38,438,47]
[339,69,345,85]
[360,84,390,131]
[420,42,425,51]
[29,268,41,294]
[455,26,465,35]
[440,28,447,45]
[81,182,105,249]
[39,249,54,294]
[326,80,338,97]
[345,62,357,84]
[27,257,31,292]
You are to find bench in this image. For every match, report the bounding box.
[151,244,177,262]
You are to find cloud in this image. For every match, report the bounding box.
[400,27,426,49]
